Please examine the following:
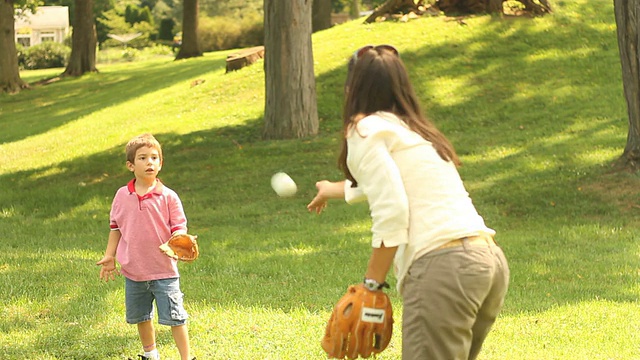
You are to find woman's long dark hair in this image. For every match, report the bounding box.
[338,47,460,186]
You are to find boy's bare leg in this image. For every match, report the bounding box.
[137,320,157,354]
[172,324,191,360]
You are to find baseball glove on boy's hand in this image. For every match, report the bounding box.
[159,234,199,262]
[321,284,393,359]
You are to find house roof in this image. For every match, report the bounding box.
[15,6,69,29]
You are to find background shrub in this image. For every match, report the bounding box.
[97,44,173,64]
[158,18,175,41]
[23,42,70,70]
[15,43,26,69]
[98,8,156,49]
[198,13,263,52]
[121,48,140,61]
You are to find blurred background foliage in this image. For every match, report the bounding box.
[19,0,393,68]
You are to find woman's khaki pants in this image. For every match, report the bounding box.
[402,238,510,360]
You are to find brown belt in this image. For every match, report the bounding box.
[437,233,496,250]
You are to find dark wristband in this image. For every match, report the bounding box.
[363,277,390,291]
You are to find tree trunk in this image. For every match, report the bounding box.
[263,0,318,139]
[312,0,332,33]
[614,0,640,170]
[350,0,360,19]
[487,0,503,13]
[175,0,202,60]
[63,0,98,77]
[0,0,27,94]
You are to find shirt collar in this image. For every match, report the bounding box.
[127,178,164,196]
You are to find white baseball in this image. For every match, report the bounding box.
[271,172,297,197]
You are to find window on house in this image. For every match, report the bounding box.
[17,36,30,47]
[41,32,55,43]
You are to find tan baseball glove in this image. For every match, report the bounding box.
[159,234,199,262]
[321,284,394,359]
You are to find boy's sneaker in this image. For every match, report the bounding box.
[129,354,189,360]
[138,355,160,360]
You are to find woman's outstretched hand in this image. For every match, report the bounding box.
[307,180,346,214]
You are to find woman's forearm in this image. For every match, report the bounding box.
[365,244,398,284]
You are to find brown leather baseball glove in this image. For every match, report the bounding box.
[159,234,199,262]
[321,284,394,359]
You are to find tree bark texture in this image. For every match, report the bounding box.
[487,0,503,13]
[263,0,319,139]
[0,0,27,93]
[614,0,640,169]
[312,0,332,33]
[175,0,203,60]
[63,0,98,77]
[350,0,360,19]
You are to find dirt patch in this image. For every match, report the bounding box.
[580,168,640,213]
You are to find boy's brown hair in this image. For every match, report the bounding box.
[125,133,163,163]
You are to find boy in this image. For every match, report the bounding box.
[96,133,195,360]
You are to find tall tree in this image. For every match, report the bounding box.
[350,0,360,19]
[263,0,318,139]
[175,0,202,60]
[614,0,640,170]
[312,0,332,33]
[63,0,98,76]
[0,0,27,94]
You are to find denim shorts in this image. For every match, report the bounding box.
[125,277,189,326]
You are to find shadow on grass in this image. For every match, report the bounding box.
[0,121,636,307]
[0,55,228,146]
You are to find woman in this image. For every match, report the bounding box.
[308,45,509,360]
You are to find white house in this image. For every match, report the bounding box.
[14,6,69,48]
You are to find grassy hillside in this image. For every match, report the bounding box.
[2,1,639,359]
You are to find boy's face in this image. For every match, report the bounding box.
[126,146,162,181]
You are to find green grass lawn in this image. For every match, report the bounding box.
[2,0,640,359]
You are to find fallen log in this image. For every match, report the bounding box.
[225,46,265,73]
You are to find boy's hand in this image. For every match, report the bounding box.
[159,234,199,262]
[96,256,120,282]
